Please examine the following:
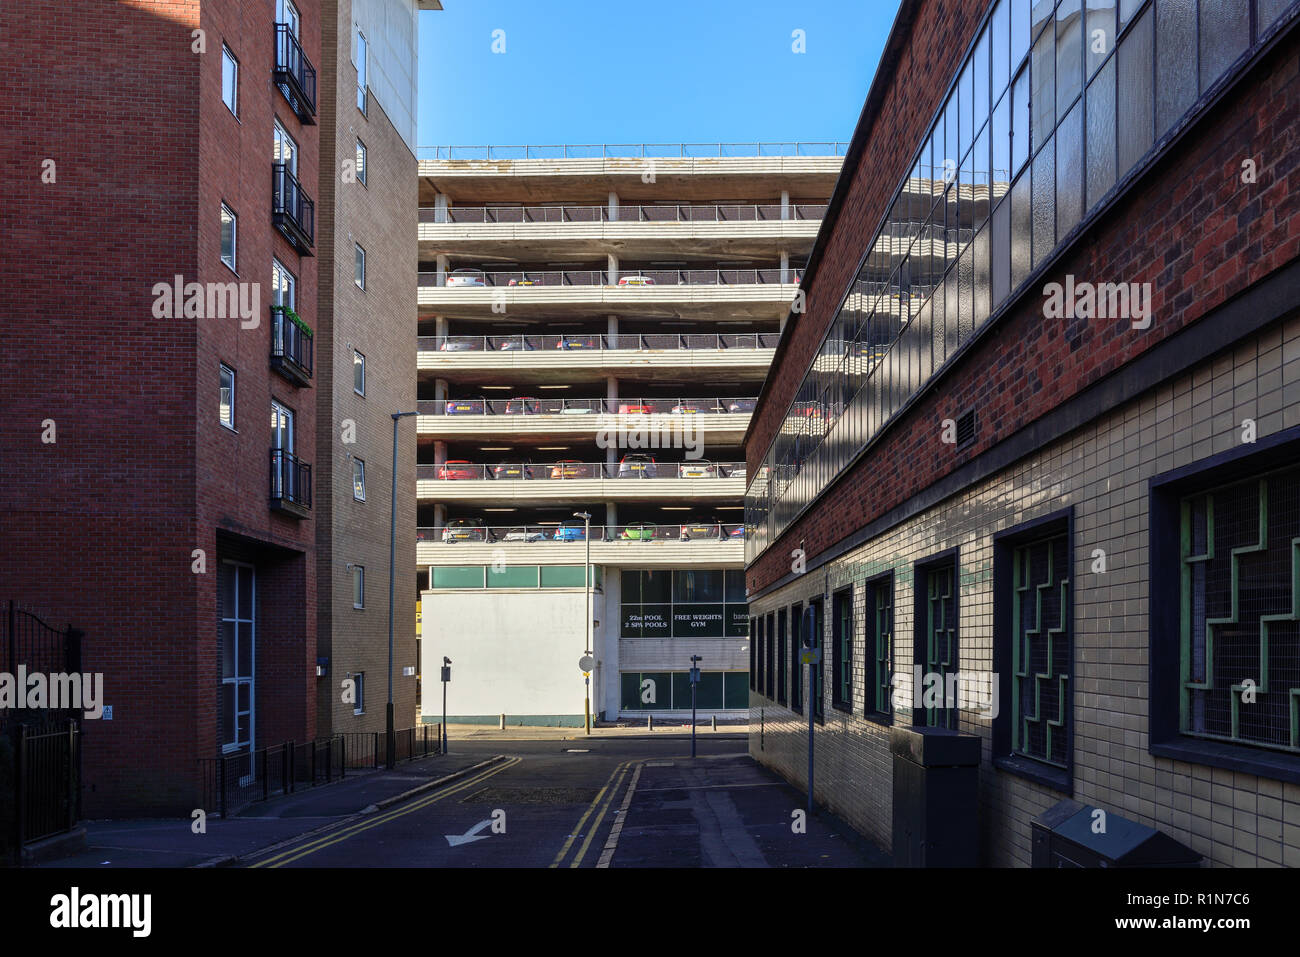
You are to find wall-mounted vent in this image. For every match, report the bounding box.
[955,409,977,448]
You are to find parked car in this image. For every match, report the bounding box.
[726,398,756,413]
[620,523,656,541]
[724,464,747,479]
[444,399,485,415]
[556,335,599,350]
[442,518,487,542]
[504,397,541,415]
[618,454,657,478]
[550,460,594,479]
[437,460,480,480]
[438,337,479,352]
[677,461,717,478]
[496,338,532,351]
[491,463,533,480]
[671,400,714,414]
[617,402,654,414]
[728,524,746,539]
[500,527,547,542]
[552,520,587,541]
[445,268,486,287]
[617,274,656,286]
[558,403,596,414]
[679,519,722,541]
[507,276,538,286]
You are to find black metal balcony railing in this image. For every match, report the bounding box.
[272,163,315,253]
[419,203,829,224]
[270,306,313,385]
[270,449,312,517]
[273,24,317,123]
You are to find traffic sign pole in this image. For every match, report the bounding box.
[689,655,702,758]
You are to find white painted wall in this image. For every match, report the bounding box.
[352,0,421,153]
[421,588,591,720]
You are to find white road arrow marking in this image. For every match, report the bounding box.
[445,819,494,847]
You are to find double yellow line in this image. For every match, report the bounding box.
[249,756,520,868]
[550,760,632,869]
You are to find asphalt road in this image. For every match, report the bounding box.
[241,736,884,868]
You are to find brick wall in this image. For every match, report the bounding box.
[0,0,320,814]
[315,0,419,740]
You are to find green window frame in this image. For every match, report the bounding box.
[832,587,853,713]
[865,574,893,718]
[1011,532,1071,768]
[914,558,958,729]
[1180,469,1300,754]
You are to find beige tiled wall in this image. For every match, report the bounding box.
[749,313,1300,867]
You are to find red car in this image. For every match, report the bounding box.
[438,460,480,480]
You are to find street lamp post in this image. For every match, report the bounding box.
[574,511,592,735]
[690,654,702,758]
[387,411,419,769]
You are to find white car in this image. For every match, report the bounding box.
[617,274,656,286]
[446,268,486,287]
[678,462,717,478]
[725,464,747,479]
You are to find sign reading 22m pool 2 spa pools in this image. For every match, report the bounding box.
[620,570,748,638]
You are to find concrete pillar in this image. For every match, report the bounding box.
[607,190,619,223]
[780,250,790,283]
[434,192,450,224]
[436,254,449,285]
[606,253,619,285]
[605,501,617,536]
[779,313,788,333]
[434,315,448,342]
[433,503,446,530]
[433,441,447,465]
[780,189,790,220]
[606,375,619,466]
[607,314,618,348]
[434,378,448,402]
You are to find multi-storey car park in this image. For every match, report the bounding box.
[413,143,843,725]
[744,0,1300,866]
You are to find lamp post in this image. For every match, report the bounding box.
[574,510,592,735]
[387,410,418,769]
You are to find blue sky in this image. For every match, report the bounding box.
[416,0,900,149]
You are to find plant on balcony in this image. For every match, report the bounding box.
[271,304,313,337]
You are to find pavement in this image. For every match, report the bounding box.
[39,736,887,868]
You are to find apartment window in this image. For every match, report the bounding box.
[221,45,239,116]
[1150,434,1300,783]
[914,553,958,730]
[832,586,854,714]
[220,204,237,271]
[352,458,366,501]
[356,139,368,186]
[219,364,236,430]
[790,602,804,714]
[356,30,368,113]
[354,243,366,289]
[350,672,365,715]
[353,350,365,395]
[864,574,894,720]
[352,565,365,609]
[776,608,787,705]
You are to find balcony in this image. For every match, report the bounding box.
[270,450,312,518]
[273,25,317,123]
[272,164,314,254]
[270,306,313,386]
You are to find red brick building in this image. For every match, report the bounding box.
[1,0,323,815]
[744,0,1300,866]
